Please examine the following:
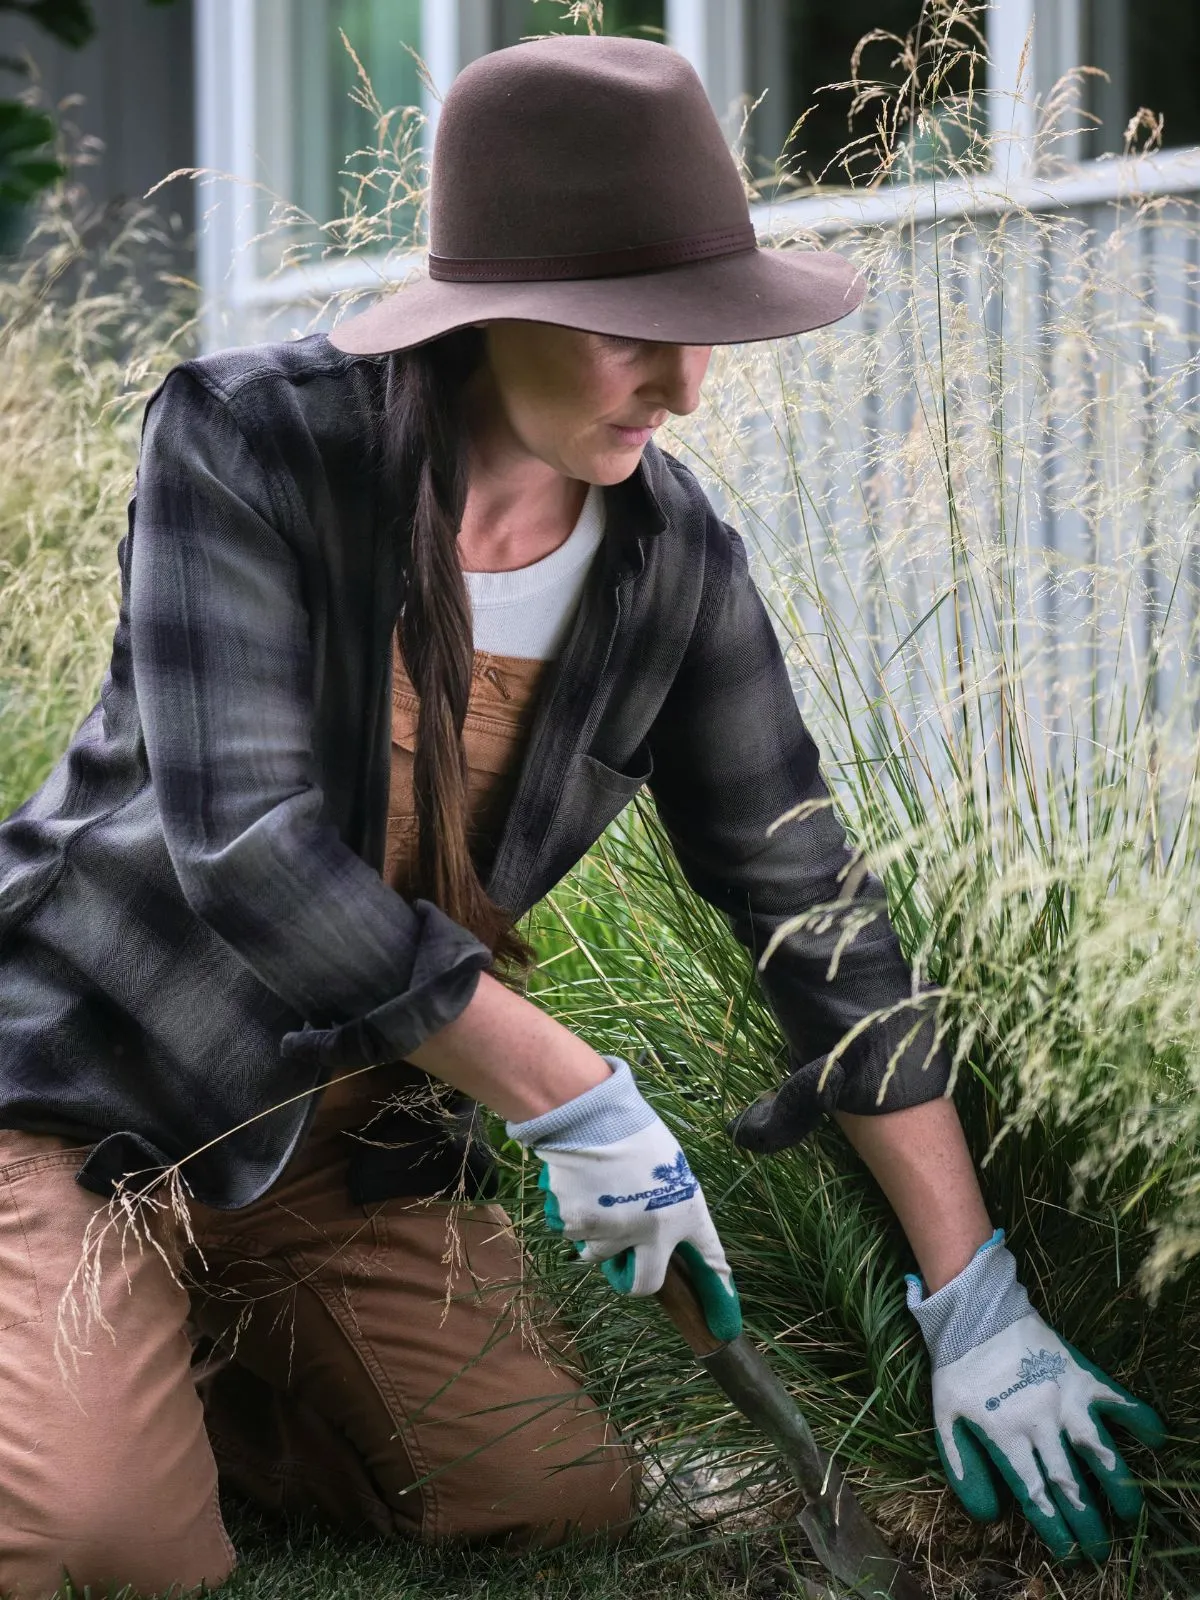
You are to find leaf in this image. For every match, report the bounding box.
[18,0,94,50]
[0,100,61,205]
[0,155,64,202]
[0,105,55,155]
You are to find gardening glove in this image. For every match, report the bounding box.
[907,1229,1166,1562]
[507,1056,742,1341]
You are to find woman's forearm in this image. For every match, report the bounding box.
[833,1097,992,1291]
[411,984,991,1289]
[406,970,613,1120]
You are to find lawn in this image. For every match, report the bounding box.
[215,1501,828,1600]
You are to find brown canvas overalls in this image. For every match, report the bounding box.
[0,640,634,1598]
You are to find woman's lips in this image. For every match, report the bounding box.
[610,423,656,447]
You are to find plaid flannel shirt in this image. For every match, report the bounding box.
[0,335,948,1208]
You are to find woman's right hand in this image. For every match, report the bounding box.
[507,1058,742,1339]
[407,974,740,1338]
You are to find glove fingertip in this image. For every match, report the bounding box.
[966,1424,1078,1563]
[1043,1440,1110,1564]
[1077,1416,1148,1523]
[939,1420,1001,1522]
[1064,1340,1167,1445]
[1106,1397,1168,1451]
[1051,1490,1109,1566]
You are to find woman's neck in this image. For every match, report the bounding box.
[458,372,588,574]
[458,461,587,574]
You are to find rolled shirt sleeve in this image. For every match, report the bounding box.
[129,370,491,1072]
[647,516,950,1150]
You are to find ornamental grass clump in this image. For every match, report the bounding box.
[515,6,1200,1595]
[0,181,194,817]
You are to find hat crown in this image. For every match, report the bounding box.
[429,36,750,267]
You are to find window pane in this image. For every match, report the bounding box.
[295,0,424,226]
[494,0,665,50]
[256,0,423,272]
[1086,0,1200,154]
[746,0,985,188]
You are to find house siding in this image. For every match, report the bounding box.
[0,0,196,259]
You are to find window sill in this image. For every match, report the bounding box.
[748,145,1200,237]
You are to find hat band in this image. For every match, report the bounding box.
[428,222,757,283]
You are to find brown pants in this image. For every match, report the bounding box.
[0,1109,635,1599]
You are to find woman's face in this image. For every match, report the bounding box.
[470,321,713,486]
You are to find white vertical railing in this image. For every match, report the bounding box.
[665,0,745,128]
[194,0,260,351]
[986,0,1037,183]
[1020,0,1087,162]
[664,0,706,79]
[420,0,460,147]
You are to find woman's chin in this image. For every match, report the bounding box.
[578,445,649,486]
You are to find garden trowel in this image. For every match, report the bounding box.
[656,1254,926,1600]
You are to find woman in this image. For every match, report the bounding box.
[0,34,1163,1596]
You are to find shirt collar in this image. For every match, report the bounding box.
[601,445,669,577]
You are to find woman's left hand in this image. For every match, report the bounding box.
[907,1231,1166,1561]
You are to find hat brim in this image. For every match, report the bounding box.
[326,246,865,355]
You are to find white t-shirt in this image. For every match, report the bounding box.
[463,484,605,661]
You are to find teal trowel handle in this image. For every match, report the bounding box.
[656,1250,731,1356]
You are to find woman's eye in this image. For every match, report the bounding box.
[602,334,643,352]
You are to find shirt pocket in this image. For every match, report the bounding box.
[576,746,654,804]
[536,744,656,892]
[0,1165,51,1333]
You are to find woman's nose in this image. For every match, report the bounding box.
[642,344,712,417]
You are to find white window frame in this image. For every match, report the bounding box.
[195,0,455,348]
[194,0,1200,350]
[745,0,1200,239]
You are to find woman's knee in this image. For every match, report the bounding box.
[432,1403,642,1548]
[0,1477,235,1598]
[0,1513,234,1599]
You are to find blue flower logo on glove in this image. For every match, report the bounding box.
[598,1149,699,1211]
[985,1348,1069,1412]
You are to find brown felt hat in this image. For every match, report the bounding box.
[328,34,865,355]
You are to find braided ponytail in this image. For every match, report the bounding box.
[383,330,535,979]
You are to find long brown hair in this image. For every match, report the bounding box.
[382,329,535,979]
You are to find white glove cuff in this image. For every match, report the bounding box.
[505,1056,658,1151]
[906,1229,1033,1369]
